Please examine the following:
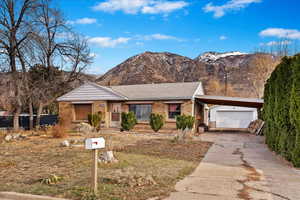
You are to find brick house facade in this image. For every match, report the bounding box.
[57,82,206,132]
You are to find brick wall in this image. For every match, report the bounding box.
[130,100,194,131]
[59,100,196,132]
[58,102,74,129]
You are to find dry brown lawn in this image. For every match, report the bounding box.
[0,131,212,200]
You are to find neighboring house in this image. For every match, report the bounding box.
[57,81,205,132]
[209,106,258,129]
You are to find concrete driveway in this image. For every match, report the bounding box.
[165,133,300,200]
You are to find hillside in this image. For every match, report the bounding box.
[97,51,279,98]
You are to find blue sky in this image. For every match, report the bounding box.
[56,0,300,74]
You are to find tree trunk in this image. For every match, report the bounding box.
[36,102,43,129]
[13,107,21,131]
[29,99,34,130]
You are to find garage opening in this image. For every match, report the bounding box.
[195,95,263,131]
[210,106,258,128]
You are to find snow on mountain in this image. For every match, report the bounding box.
[196,51,248,63]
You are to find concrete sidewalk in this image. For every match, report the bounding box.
[0,192,69,200]
[165,133,300,200]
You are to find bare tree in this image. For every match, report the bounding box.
[0,0,41,130]
[205,77,237,97]
[0,0,93,130]
[28,1,92,128]
[248,53,279,98]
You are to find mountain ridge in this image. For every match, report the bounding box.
[97,51,279,98]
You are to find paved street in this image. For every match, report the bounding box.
[165,133,300,200]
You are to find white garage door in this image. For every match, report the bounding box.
[216,111,254,128]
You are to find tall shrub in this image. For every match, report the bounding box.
[176,115,195,131]
[149,113,165,132]
[121,112,137,131]
[88,112,102,130]
[290,55,300,166]
[263,55,300,167]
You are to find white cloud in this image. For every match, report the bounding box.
[136,42,144,46]
[142,33,181,41]
[88,37,130,48]
[92,0,188,15]
[56,32,75,39]
[260,40,292,46]
[67,17,97,25]
[219,35,227,40]
[142,1,188,14]
[203,0,261,18]
[260,28,300,40]
[89,53,98,58]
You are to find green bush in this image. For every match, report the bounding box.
[263,54,300,167]
[149,113,165,132]
[121,112,137,131]
[88,112,102,130]
[176,114,195,131]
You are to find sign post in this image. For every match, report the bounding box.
[85,137,105,194]
[92,149,98,194]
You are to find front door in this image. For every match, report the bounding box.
[110,103,121,128]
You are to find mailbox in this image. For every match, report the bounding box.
[85,137,105,150]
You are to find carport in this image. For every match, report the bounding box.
[195,95,264,108]
[195,95,264,130]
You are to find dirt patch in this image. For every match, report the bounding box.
[117,139,213,162]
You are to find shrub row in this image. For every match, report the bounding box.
[121,112,195,133]
[263,55,300,167]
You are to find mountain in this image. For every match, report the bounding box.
[96,51,279,98]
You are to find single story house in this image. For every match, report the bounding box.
[57,81,206,132]
[209,106,258,129]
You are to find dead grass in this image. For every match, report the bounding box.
[0,132,212,200]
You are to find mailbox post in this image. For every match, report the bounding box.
[85,137,105,194]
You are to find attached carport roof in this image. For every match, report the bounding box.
[195,95,264,108]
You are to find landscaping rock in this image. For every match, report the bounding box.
[60,140,70,147]
[11,133,21,139]
[4,134,12,142]
[99,151,118,163]
[76,123,93,134]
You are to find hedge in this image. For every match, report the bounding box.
[263,55,300,167]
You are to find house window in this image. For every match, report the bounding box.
[74,104,92,121]
[129,104,152,121]
[168,104,181,119]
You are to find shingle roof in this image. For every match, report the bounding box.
[57,81,203,102]
[57,82,125,101]
[110,82,203,100]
